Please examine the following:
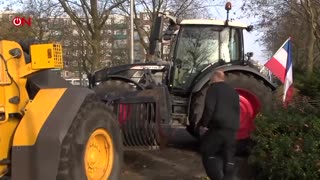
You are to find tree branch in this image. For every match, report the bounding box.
[99,0,126,28]
[79,0,94,34]
[58,0,94,46]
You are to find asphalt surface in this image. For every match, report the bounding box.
[120,128,255,180]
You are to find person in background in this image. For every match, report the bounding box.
[197,70,240,180]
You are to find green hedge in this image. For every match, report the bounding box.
[249,101,320,179]
[295,70,320,99]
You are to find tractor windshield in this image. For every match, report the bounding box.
[172,25,242,89]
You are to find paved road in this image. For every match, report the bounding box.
[120,128,255,180]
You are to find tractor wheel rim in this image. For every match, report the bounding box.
[84,128,114,180]
[236,88,261,139]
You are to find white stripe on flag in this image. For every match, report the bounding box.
[273,48,288,68]
[283,64,293,102]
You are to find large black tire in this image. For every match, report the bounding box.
[188,72,273,154]
[56,96,122,180]
[187,83,209,138]
[225,72,273,112]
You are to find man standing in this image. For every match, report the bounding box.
[197,70,240,180]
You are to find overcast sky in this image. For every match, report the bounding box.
[208,1,268,64]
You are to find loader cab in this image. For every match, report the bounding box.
[168,21,247,93]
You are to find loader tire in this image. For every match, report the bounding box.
[56,96,122,180]
[188,72,273,154]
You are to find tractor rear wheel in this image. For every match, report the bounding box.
[56,96,122,180]
[188,72,273,154]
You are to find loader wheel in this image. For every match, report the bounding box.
[56,97,122,180]
[188,72,273,154]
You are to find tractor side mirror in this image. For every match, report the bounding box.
[149,15,164,56]
[163,21,179,41]
[163,29,174,41]
[176,58,182,69]
[246,52,254,59]
[246,25,254,32]
[246,52,254,63]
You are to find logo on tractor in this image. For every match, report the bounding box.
[12,17,32,27]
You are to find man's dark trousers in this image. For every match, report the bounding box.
[200,128,237,180]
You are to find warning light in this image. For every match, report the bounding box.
[225,2,232,11]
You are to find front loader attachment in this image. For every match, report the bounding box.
[115,96,163,150]
[104,90,168,150]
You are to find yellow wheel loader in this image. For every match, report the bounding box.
[0,40,123,180]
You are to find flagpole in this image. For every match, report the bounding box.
[130,0,134,64]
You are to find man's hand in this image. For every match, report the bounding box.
[202,126,209,131]
[199,126,208,136]
[196,125,208,136]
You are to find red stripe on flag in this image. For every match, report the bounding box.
[264,57,286,83]
[283,84,294,106]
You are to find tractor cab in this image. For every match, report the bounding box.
[149,2,254,94]
[170,20,248,91]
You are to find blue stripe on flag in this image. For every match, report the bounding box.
[284,39,292,75]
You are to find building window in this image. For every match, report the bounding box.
[114,39,127,48]
[114,29,126,35]
[65,71,70,77]
[72,29,79,36]
[8,15,14,21]
[134,31,140,40]
[143,36,149,43]
[142,13,149,20]
[134,42,141,51]
[143,25,150,32]
[64,40,70,46]
[106,18,112,25]
[114,16,125,24]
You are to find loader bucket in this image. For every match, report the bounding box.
[115,96,164,150]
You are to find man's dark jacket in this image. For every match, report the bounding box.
[200,81,240,131]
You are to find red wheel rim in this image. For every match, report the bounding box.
[236,88,261,140]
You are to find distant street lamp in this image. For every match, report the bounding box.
[130,0,134,64]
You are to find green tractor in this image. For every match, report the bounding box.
[90,2,276,152]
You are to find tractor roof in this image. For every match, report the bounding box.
[180,19,248,28]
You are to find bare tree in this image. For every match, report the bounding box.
[117,0,215,61]
[58,0,126,74]
[0,0,69,43]
[22,0,64,42]
[241,0,320,77]
[0,12,33,40]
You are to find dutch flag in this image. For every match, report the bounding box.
[264,37,294,105]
